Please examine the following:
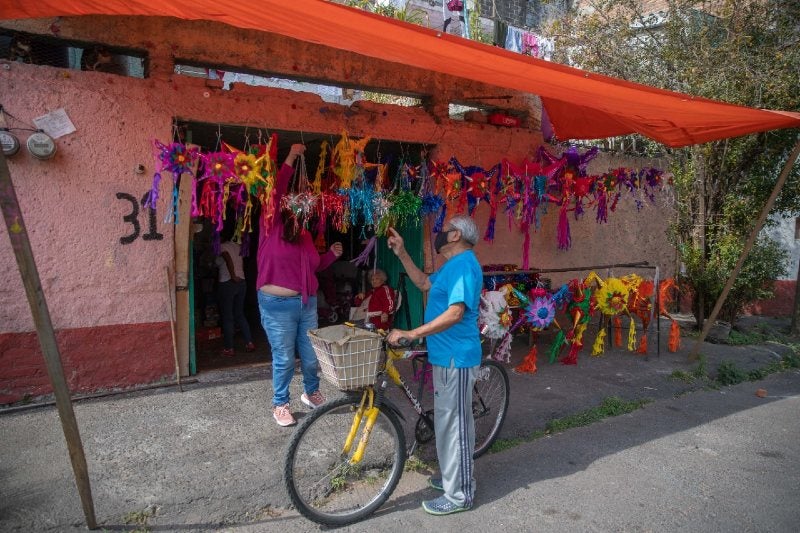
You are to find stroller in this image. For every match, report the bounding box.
[317,270,353,325]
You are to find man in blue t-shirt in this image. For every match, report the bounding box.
[386,215,482,516]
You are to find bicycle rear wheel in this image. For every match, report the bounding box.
[284,395,406,526]
[473,360,510,458]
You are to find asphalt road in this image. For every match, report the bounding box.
[1,358,798,532]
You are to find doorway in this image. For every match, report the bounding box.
[180,121,427,372]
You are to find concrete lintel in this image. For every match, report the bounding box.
[0,16,535,115]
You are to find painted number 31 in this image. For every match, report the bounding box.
[116,191,164,245]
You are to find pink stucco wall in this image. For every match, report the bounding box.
[0,15,675,402]
[743,280,796,317]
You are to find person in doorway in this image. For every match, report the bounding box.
[385,215,482,516]
[257,143,343,427]
[353,268,397,330]
[215,222,255,357]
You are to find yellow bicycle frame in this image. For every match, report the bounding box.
[344,345,412,465]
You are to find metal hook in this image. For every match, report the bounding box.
[214,124,222,152]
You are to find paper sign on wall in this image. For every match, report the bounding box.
[33,108,76,139]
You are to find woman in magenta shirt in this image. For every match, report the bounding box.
[257,144,342,427]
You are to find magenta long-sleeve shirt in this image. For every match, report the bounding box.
[256,163,337,302]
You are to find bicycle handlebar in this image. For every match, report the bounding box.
[344,322,412,348]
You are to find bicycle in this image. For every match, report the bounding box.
[284,324,510,526]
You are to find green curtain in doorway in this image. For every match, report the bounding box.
[376,221,425,330]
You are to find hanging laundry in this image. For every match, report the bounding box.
[493,19,508,47]
[504,25,524,53]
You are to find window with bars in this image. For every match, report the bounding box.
[0,29,147,78]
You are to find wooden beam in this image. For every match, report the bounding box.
[690,138,800,359]
[0,152,97,529]
[173,147,199,376]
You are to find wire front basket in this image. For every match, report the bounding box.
[308,324,383,391]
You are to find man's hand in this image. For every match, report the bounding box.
[330,242,343,257]
[387,227,405,257]
[386,328,418,346]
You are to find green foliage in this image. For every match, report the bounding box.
[716,360,748,386]
[542,0,800,328]
[691,355,707,379]
[123,507,156,533]
[468,1,492,45]
[544,396,651,434]
[679,236,788,323]
[669,369,695,383]
[343,0,429,27]
[782,349,800,368]
[488,436,525,453]
[487,397,649,453]
[403,454,433,473]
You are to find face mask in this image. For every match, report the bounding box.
[434,230,453,254]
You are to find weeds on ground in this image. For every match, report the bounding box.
[669,355,713,387]
[488,396,651,453]
[123,506,156,533]
[715,351,800,386]
[404,455,433,473]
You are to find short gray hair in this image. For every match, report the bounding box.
[371,268,388,282]
[448,215,479,246]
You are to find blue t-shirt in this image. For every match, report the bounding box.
[424,249,482,368]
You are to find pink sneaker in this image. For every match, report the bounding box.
[301,390,326,409]
[272,404,296,427]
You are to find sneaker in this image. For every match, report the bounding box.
[301,390,326,409]
[221,348,235,357]
[272,404,297,427]
[421,495,471,516]
[428,477,443,491]
[244,342,256,353]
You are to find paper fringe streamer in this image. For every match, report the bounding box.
[668,320,681,352]
[351,235,377,267]
[515,345,538,374]
[561,340,581,365]
[548,329,566,363]
[591,328,606,357]
[493,333,513,363]
[637,333,648,354]
[557,204,571,250]
[627,318,637,351]
[560,322,588,365]
[613,316,623,347]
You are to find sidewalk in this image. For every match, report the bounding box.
[0,317,796,531]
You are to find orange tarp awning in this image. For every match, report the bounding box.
[2,0,799,147]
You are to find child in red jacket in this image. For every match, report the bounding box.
[353,268,398,330]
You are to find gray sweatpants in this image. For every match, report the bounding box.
[433,362,479,508]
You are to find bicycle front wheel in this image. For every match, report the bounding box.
[284,395,406,526]
[473,360,510,458]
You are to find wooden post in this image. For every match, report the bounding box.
[173,147,199,376]
[791,255,800,336]
[0,152,97,529]
[174,175,192,376]
[690,138,800,359]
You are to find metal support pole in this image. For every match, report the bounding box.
[0,152,97,529]
[690,138,800,360]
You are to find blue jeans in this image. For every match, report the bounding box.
[257,292,320,407]
[218,280,252,349]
